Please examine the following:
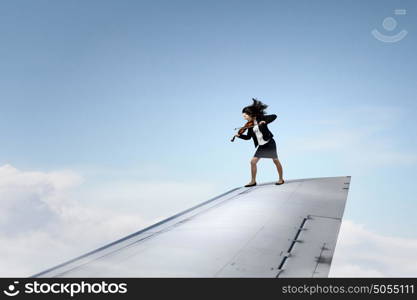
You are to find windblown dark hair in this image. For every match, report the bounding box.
[242,98,268,119]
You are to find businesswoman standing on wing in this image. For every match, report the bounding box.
[235,98,285,187]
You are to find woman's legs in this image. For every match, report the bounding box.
[272,157,284,183]
[247,156,260,184]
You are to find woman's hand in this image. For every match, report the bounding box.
[235,133,241,137]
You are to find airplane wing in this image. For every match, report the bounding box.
[31,176,351,278]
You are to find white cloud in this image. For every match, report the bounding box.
[0,164,83,233]
[330,219,417,277]
[2,164,416,277]
[0,164,216,277]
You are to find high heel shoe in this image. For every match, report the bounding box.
[244,182,257,187]
[275,180,285,185]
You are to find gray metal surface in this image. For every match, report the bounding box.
[32,176,351,278]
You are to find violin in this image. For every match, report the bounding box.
[230,120,255,142]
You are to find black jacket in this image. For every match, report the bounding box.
[237,114,277,147]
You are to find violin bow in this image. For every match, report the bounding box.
[231,121,266,142]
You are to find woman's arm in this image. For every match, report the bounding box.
[263,114,277,124]
[236,133,251,140]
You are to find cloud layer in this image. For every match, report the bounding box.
[330,219,417,277]
[0,164,215,277]
[1,164,416,277]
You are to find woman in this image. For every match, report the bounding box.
[235,98,285,187]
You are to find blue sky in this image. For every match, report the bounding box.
[1,0,416,254]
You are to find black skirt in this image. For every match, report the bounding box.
[254,138,278,158]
